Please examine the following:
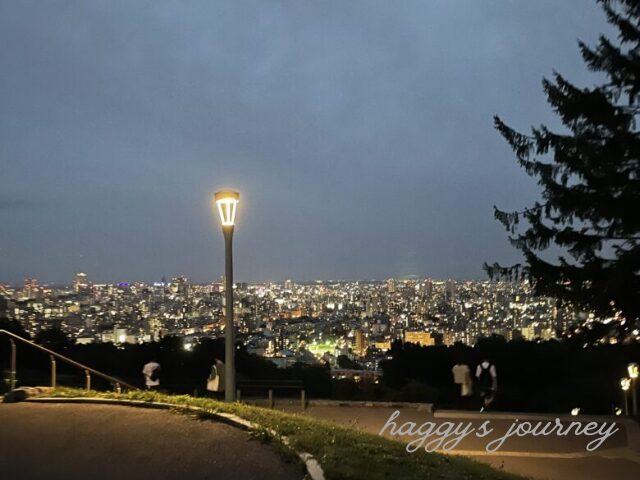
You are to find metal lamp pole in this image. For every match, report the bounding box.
[621,378,630,416]
[628,363,638,417]
[222,224,235,402]
[214,190,239,402]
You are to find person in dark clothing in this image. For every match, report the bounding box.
[475,359,497,411]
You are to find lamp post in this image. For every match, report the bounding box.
[621,378,631,416]
[214,190,240,402]
[628,363,639,416]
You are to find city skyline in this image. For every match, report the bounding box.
[2,272,575,349]
[0,1,612,283]
[2,272,518,287]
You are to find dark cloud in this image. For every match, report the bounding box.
[0,0,611,283]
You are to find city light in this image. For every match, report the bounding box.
[628,363,638,379]
[621,378,630,391]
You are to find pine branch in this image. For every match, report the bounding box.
[489,0,640,320]
[599,0,640,45]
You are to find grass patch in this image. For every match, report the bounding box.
[43,387,525,480]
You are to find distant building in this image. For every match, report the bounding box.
[445,279,456,303]
[354,329,367,355]
[521,326,537,341]
[23,278,41,300]
[404,330,435,346]
[372,340,391,351]
[74,272,88,293]
[442,331,456,346]
[387,278,396,294]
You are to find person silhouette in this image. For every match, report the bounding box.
[142,359,161,390]
[476,359,497,411]
[451,360,473,409]
[206,358,225,398]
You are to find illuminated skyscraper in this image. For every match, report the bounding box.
[387,278,396,294]
[445,279,456,303]
[74,272,88,293]
[354,329,367,356]
[23,278,40,299]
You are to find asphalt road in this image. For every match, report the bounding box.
[0,403,303,480]
[280,404,640,480]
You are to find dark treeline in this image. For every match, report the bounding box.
[0,319,330,397]
[380,336,640,414]
[2,318,638,413]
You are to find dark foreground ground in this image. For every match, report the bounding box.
[0,403,303,480]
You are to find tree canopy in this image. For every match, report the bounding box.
[488,0,640,324]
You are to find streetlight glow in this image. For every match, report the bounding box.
[214,190,239,226]
[628,363,639,380]
[621,378,630,391]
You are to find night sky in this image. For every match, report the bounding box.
[0,1,611,284]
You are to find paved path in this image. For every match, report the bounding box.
[0,403,303,480]
[280,405,640,480]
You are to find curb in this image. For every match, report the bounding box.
[244,398,433,412]
[26,396,325,480]
[308,400,432,411]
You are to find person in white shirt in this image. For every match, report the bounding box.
[451,362,473,408]
[142,359,161,389]
[206,358,225,398]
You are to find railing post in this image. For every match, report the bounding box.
[9,339,16,390]
[268,388,274,408]
[85,369,91,391]
[236,389,241,402]
[301,389,306,410]
[0,330,139,392]
[50,355,57,388]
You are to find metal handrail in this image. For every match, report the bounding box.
[1,329,138,392]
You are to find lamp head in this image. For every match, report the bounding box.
[621,377,631,391]
[628,363,639,379]
[214,190,240,227]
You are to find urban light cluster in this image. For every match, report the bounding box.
[2,275,633,371]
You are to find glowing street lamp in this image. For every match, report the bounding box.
[621,377,631,416]
[628,363,638,416]
[215,191,240,227]
[214,190,240,402]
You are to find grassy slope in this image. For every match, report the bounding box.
[43,388,525,480]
